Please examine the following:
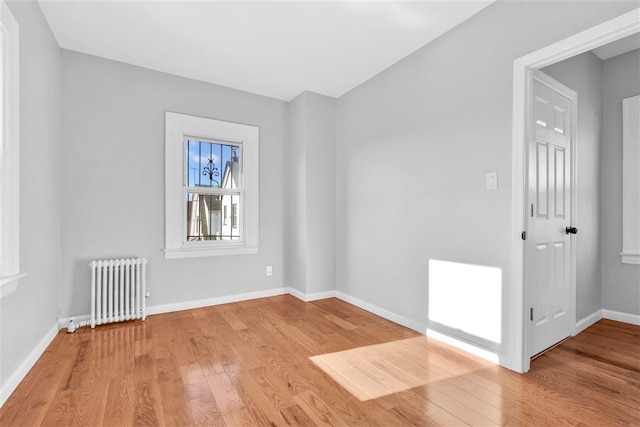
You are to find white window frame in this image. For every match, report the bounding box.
[164,112,259,258]
[0,0,25,298]
[621,95,640,265]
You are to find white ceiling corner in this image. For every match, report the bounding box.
[38,0,495,101]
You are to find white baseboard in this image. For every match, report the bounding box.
[146,287,288,316]
[332,291,500,365]
[286,287,336,302]
[56,286,521,371]
[603,309,640,326]
[58,287,290,329]
[0,324,58,407]
[573,309,640,332]
[286,286,307,301]
[425,328,499,364]
[575,309,603,334]
[308,290,337,301]
[333,290,426,334]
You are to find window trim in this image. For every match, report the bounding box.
[0,0,24,298]
[620,95,640,265]
[164,112,259,258]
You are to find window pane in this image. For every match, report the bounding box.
[186,193,240,241]
[221,194,240,239]
[186,139,240,189]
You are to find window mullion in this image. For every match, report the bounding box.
[184,187,241,196]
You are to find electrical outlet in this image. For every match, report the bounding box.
[266,266,273,276]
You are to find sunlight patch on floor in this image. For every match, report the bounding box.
[310,336,476,401]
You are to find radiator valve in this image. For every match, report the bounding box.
[67,319,90,333]
[67,320,78,333]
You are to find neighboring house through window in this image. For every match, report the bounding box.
[164,112,259,258]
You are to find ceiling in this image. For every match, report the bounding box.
[591,33,640,61]
[38,0,494,101]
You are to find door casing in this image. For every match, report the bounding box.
[510,9,639,373]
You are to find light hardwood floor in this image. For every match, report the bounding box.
[0,295,638,426]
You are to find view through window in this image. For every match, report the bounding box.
[185,138,241,241]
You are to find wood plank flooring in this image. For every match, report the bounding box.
[0,295,638,426]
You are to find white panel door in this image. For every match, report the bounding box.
[526,71,575,357]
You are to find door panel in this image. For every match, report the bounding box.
[527,71,573,357]
[554,147,565,218]
[536,142,548,218]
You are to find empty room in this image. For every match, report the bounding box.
[1,0,639,425]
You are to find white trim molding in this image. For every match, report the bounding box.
[164,112,259,259]
[0,324,58,407]
[286,287,336,302]
[511,8,640,373]
[145,287,285,316]
[333,291,498,365]
[620,253,640,265]
[426,328,499,365]
[164,245,258,259]
[57,286,504,368]
[58,287,290,328]
[0,273,26,298]
[574,309,640,334]
[0,0,21,299]
[603,309,640,326]
[575,310,603,335]
[334,291,427,334]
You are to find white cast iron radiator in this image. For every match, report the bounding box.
[90,258,147,328]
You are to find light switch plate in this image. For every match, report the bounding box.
[486,172,498,190]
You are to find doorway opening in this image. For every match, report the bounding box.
[510,9,640,373]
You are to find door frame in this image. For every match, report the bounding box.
[510,8,640,373]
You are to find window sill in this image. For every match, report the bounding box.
[164,245,259,259]
[0,273,26,298]
[620,252,640,265]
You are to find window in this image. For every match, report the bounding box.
[186,139,240,241]
[165,112,259,258]
[621,95,639,265]
[0,0,24,298]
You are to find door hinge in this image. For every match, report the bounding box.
[530,307,533,321]
[521,231,527,240]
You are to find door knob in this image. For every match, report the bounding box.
[565,226,578,235]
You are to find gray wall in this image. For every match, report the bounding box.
[335,1,637,365]
[542,52,604,321]
[285,94,307,293]
[601,49,640,315]
[60,50,288,318]
[305,93,336,294]
[1,0,61,391]
[285,91,336,295]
